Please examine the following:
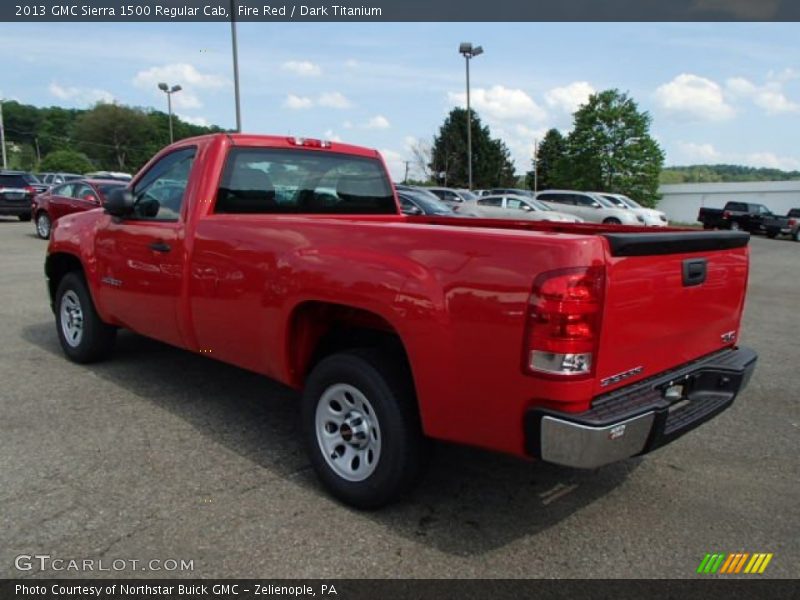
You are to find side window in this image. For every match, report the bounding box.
[429,189,445,200]
[73,184,99,203]
[575,194,598,207]
[131,147,196,221]
[507,198,525,210]
[444,191,461,203]
[727,202,746,212]
[52,183,74,198]
[540,193,567,205]
[477,197,502,207]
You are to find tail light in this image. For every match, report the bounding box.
[287,136,331,148]
[25,186,35,195]
[723,210,731,219]
[789,218,797,228]
[523,267,604,377]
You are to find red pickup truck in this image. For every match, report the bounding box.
[45,134,757,508]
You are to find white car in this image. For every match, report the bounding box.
[471,194,583,222]
[600,192,668,227]
[535,190,644,225]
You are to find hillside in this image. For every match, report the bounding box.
[660,164,800,184]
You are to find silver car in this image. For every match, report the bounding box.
[599,192,668,227]
[471,194,583,222]
[535,190,644,225]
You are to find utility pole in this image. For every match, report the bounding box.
[533,138,538,194]
[230,0,242,132]
[403,161,409,183]
[0,99,7,170]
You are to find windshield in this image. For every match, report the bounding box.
[459,191,478,202]
[618,195,642,209]
[529,198,554,211]
[602,194,629,209]
[594,195,616,208]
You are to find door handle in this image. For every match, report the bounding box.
[149,240,171,253]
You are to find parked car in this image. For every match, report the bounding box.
[41,172,84,186]
[599,193,669,227]
[536,190,644,225]
[10,171,49,196]
[763,208,800,241]
[403,185,481,216]
[84,171,133,182]
[697,201,773,232]
[488,187,535,198]
[471,194,583,222]
[424,186,478,208]
[33,178,127,239]
[396,187,458,217]
[46,133,757,508]
[0,171,36,221]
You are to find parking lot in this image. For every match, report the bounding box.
[0,219,797,579]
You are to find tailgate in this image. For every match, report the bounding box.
[594,231,750,394]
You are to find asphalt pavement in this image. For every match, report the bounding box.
[1,220,797,579]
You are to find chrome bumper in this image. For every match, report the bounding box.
[525,347,757,469]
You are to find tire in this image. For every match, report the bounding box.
[766,230,777,239]
[36,212,51,240]
[55,272,116,363]
[702,224,713,230]
[603,217,622,225]
[729,221,741,231]
[302,349,426,509]
[18,213,32,222]
[794,229,800,243]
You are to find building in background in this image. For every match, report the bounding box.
[657,181,800,224]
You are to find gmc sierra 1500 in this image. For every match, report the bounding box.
[45,134,757,507]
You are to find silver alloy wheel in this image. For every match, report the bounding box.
[60,290,84,348]
[315,383,382,482]
[37,213,50,239]
[730,221,741,231]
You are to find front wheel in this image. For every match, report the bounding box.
[36,212,51,239]
[18,213,32,222]
[55,272,116,363]
[302,349,426,508]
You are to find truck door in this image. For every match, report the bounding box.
[93,147,197,347]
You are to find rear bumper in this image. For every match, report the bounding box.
[524,347,757,468]
[0,199,33,216]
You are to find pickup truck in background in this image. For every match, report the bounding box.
[45,134,757,508]
[697,201,773,232]
[763,208,800,241]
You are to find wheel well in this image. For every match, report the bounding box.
[288,301,412,388]
[45,253,84,309]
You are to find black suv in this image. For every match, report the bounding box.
[0,171,35,221]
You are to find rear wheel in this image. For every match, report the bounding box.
[18,213,31,222]
[55,272,116,363]
[794,228,800,242]
[729,221,741,231]
[766,230,777,239]
[603,217,622,225]
[302,349,426,508]
[36,212,51,239]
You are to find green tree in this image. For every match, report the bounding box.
[525,128,567,191]
[40,149,95,173]
[561,89,664,207]
[73,103,156,171]
[429,108,517,188]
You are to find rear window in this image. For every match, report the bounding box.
[726,202,747,212]
[788,208,800,217]
[0,174,28,187]
[215,148,395,214]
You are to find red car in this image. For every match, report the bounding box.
[45,134,757,508]
[33,178,126,239]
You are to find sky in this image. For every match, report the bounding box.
[1,21,798,180]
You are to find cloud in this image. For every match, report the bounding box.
[378,148,406,182]
[284,94,314,109]
[133,63,227,110]
[177,114,210,127]
[676,141,722,162]
[323,129,342,142]
[344,59,359,69]
[281,60,322,77]
[744,152,800,171]
[726,76,799,115]
[363,115,390,129]
[48,82,114,105]
[545,81,596,114]
[654,74,735,121]
[448,85,547,121]
[318,91,352,109]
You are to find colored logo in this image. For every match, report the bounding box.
[697,552,773,574]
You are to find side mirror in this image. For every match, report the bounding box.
[591,202,601,208]
[402,205,423,216]
[83,194,99,204]
[104,188,135,217]
[522,205,532,211]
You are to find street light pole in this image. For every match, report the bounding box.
[0,99,7,170]
[158,83,182,144]
[459,42,483,190]
[533,138,538,194]
[230,0,242,132]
